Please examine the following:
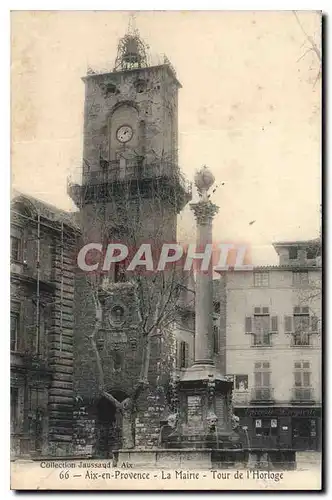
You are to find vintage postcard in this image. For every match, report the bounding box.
[10,10,322,491]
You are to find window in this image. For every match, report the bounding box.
[246,308,278,345]
[179,341,189,368]
[254,272,269,287]
[294,361,311,387]
[306,248,318,259]
[11,387,19,433]
[213,325,219,353]
[289,247,298,260]
[114,261,127,282]
[134,79,147,93]
[254,362,271,386]
[253,362,272,400]
[253,308,271,346]
[213,301,221,314]
[255,418,278,437]
[10,312,19,352]
[11,226,23,262]
[28,387,45,449]
[292,271,309,286]
[293,306,310,346]
[11,236,21,262]
[104,83,119,96]
[234,375,248,391]
[293,361,312,400]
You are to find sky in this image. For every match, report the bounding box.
[11,11,321,264]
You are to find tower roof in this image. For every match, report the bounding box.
[113,15,149,72]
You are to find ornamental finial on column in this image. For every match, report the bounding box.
[194,165,215,202]
[191,166,219,224]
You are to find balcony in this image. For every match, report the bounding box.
[250,387,274,404]
[251,334,272,348]
[67,160,192,209]
[291,387,315,404]
[291,333,312,347]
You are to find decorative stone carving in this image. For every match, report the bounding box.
[108,305,126,327]
[190,201,219,225]
[167,413,178,429]
[206,410,218,431]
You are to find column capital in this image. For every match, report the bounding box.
[190,200,219,225]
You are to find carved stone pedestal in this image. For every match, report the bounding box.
[172,365,239,451]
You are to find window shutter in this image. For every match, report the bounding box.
[213,326,219,353]
[245,316,253,333]
[284,316,293,333]
[311,315,319,333]
[179,341,189,369]
[176,341,182,369]
[270,316,278,333]
[263,371,270,387]
[294,371,302,387]
[184,342,189,368]
[303,372,311,387]
[254,371,261,387]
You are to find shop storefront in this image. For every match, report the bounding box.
[235,406,321,451]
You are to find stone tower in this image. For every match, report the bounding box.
[68,27,191,456]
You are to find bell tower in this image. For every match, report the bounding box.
[69,25,191,245]
[69,26,192,456]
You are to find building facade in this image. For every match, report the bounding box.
[10,193,78,458]
[224,239,322,451]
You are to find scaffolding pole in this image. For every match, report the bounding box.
[59,221,64,353]
[36,213,41,355]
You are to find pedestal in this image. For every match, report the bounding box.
[174,365,238,450]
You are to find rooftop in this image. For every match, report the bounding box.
[11,190,80,231]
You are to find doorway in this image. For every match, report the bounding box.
[95,397,119,458]
[292,417,317,451]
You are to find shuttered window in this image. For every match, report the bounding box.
[246,309,278,343]
[294,361,311,387]
[245,316,253,333]
[292,271,309,286]
[213,326,219,353]
[179,341,189,369]
[10,312,19,352]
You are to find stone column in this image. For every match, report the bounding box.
[190,199,219,365]
[190,166,219,366]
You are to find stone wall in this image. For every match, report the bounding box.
[48,227,77,455]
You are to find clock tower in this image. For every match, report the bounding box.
[68,27,192,456]
[69,27,191,245]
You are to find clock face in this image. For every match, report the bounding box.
[116,125,133,143]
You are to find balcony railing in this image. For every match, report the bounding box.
[291,333,311,347]
[251,334,272,347]
[80,160,192,192]
[292,387,315,402]
[251,387,274,402]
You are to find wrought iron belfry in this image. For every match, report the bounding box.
[113,15,149,71]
